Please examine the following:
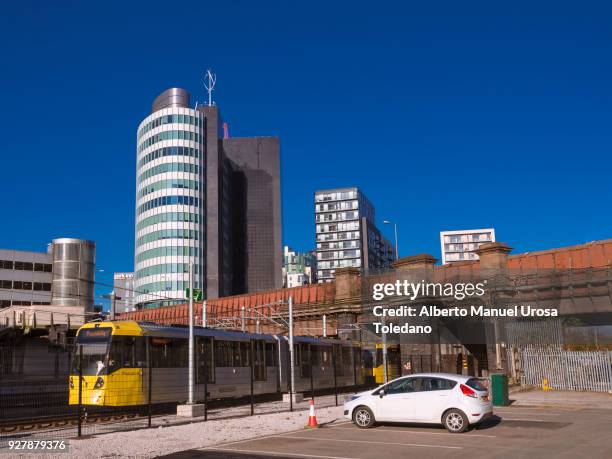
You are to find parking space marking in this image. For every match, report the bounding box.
[279,435,463,449]
[330,425,497,438]
[499,417,546,422]
[207,447,357,459]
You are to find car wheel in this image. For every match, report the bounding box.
[443,409,468,433]
[353,406,375,428]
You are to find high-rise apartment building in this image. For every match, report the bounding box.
[134,88,281,308]
[282,246,316,288]
[315,187,395,282]
[440,228,496,264]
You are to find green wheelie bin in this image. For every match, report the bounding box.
[490,373,510,406]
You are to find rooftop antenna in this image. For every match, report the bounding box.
[203,69,217,106]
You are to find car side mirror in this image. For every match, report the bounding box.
[379,389,385,398]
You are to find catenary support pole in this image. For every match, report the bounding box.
[288,296,296,397]
[286,340,293,412]
[188,263,194,405]
[202,300,207,327]
[204,364,208,421]
[250,340,254,415]
[394,223,399,260]
[322,314,327,337]
[147,337,152,428]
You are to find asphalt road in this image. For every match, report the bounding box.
[160,405,612,459]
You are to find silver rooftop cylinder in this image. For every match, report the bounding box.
[50,238,96,311]
[151,88,190,112]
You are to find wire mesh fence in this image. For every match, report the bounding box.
[0,338,368,447]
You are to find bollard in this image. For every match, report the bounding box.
[543,378,550,391]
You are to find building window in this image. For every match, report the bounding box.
[0,260,14,270]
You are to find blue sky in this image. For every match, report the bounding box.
[1,1,611,305]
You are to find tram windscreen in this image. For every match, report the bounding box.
[71,343,110,376]
[73,328,112,376]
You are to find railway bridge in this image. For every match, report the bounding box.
[120,239,612,377]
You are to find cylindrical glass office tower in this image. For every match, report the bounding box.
[134,88,205,308]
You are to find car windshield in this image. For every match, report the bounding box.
[466,378,488,391]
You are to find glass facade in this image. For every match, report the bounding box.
[134,104,205,308]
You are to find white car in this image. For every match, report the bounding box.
[343,373,492,433]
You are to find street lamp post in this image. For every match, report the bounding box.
[383,220,399,260]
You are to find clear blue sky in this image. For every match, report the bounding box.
[1,1,611,306]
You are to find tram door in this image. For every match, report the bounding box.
[196,337,214,383]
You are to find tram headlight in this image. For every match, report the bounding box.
[94,377,104,389]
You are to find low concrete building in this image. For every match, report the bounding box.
[0,238,96,330]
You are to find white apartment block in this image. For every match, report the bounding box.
[440,228,496,264]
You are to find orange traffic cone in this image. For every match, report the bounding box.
[306,399,319,428]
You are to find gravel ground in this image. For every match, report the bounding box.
[7,395,346,459]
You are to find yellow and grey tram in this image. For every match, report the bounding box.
[69,321,363,406]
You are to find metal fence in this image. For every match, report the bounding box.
[517,346,612,392]
[0,341,367,447]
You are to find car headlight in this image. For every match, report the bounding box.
[347,394,361,402]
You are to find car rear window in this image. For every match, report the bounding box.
[466,378,488,391]
[421,378,457,391]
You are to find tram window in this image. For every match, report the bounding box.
[334,345,345,376]
[107,336,146,371]
[72,343,109,376]
[252,340,266,381]
[239,342,249,366]
[150,337,187,368]
[298,344,310,378]
[232,342,242,366]
[342,347,352,366]
[353,347,362,367]
[214,340,234,367]
[265,343,276,366]
[196,337,214,383]
[320,347,330,365]
[310,346,320,365]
